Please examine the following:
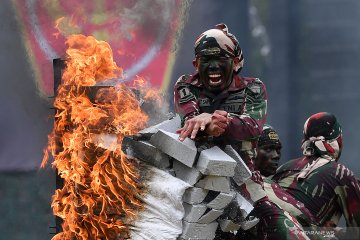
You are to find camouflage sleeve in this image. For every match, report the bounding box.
[173,75,199,126]
[335,166,360,227]
[223,78,267,141]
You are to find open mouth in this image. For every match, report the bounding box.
[208,73,223,86]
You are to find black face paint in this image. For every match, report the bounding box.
[255,144,282,177]
[197,55,234,93]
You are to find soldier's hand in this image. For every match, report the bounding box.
[176,113,212,141]
[206,110,229,137]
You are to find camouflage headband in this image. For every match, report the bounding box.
[303,112,342,141]
[194,23,244,73]
[302,112,343,159]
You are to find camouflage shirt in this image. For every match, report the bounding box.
[173,73,268,203]
[272,156,360,227]
[174,73,267,150]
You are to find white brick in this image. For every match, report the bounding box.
[181,221,218,240]
[240,217,260,230]
[223,145,251,185]
[196,146,237,177]
[197,209,224,224]
[195,176,230,193]
[183,187,209,204]
[206,192,236,210]
[90,133,118,151]
[183,203,207,222]
[218,219,241,232]
[236,193,254,217]
[122,137,170,169]
[173,161,202,186]
[149,130,198,167]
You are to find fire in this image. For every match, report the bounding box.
[42,34,159,239]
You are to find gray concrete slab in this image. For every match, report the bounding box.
[206,191,236,210]
[223,145,252,185]
[180,221,218,240]
[183,187,209,204]
[173,160,202,186]
[183,203,207,222]
[91,133,118,151]
[197,209,224,224]
[149,130,198,167]
[196,146,237,177]
[218,219,241,232]
[122,136,170,169]
[195,176,231,193]
[236,192,254,217]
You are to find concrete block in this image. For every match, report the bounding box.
[90,133,118,151]
[197,209,224,224]
[181,221,218,240]
[183,203,207,222]
[217,193,253,225]
[240,216,260,230]
[139,114,181,135]
[183,187,209,204]
[218,219,241,232]
[206,191,236,210]
[223,145,251,185]
[173,161,202,186]
[149,130,198,167]
[196,146,237,177]
[236,193,254,217]
[122,136,170,169]
[195,176,230,193]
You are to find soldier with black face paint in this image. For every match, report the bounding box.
[174,24,308,239]
[255,125,282,177]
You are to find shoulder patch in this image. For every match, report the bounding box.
[178,86,195,103]
[247,78,263,94]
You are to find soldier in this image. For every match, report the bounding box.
[255,125,282,177]
[255,125,317,228]
[272,112,360,238]
[174,23,307,239]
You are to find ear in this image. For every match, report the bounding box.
[233,57,240,71]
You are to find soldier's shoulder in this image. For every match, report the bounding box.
[330,162,357,181]
[278,157,304,172]
[242,77,265,94]
[175,74,192,83]
[242,77,263,84]
[174,74,195,87]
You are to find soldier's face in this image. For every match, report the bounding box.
[255,144,282,177]
[194,55,234,92]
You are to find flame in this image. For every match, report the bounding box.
[42,34,159,239]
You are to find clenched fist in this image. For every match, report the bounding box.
[177,110,230,141]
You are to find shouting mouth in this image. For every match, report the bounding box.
[208,73,223,86]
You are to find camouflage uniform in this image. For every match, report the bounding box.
[174,73,268,204]
[273,156,360,228]
[174,24,308,239]
[272,112,360,238]
[254,125,316,227]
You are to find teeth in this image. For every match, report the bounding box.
[209,74,221,78]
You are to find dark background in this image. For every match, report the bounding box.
[1,0,359,239]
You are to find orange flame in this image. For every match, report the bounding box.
[42,34,160,239]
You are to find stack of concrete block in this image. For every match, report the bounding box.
[121,115,254,239]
